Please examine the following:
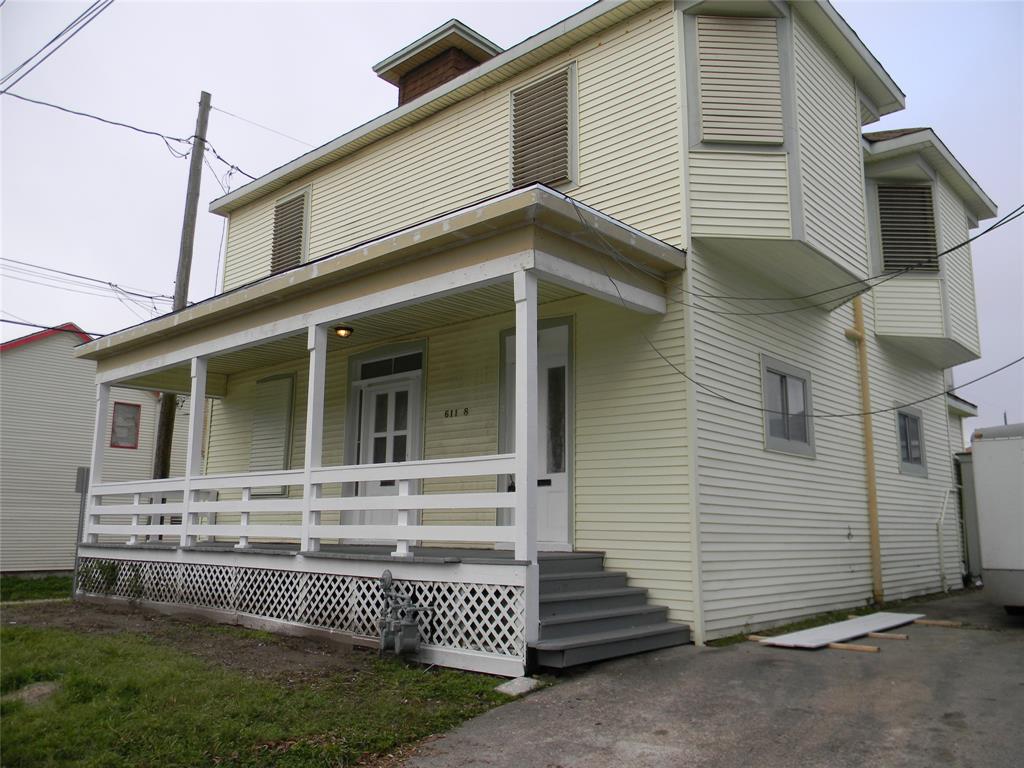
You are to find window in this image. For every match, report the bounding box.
[896,407,927,477]
[761,355,814,457]
[696,16,784,145]
[877,185,938,272]
[110,402,141,449]
[511,66,575,187]
[270,189,309,275]
[249,374,295,495]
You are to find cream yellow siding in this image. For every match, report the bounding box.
[201,292,694,624]
[935,179,981,356]
[792,13,869,277]
[696,16,784,144]
[222,4,682,290]
[873,277,946,338]
[689,150,791,238]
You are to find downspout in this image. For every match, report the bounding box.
[844,295,885,605]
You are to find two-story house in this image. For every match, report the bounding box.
[73,0,996,676]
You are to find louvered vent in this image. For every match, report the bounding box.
[511,68,571,187]
[878,186,938,272]
[697,16,784,144]
[271,193,306,274]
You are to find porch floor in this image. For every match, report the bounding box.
[84,540,601,567]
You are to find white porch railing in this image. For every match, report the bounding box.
[84,455,516,553]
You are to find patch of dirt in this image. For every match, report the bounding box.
[2,681,61,706]
[3,600,371,682]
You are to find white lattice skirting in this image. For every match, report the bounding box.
[77,557,525,671]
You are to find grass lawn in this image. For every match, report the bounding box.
[0,621,508,767]
[0,574,72,602]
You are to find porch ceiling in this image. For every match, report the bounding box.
[119,280,579,386]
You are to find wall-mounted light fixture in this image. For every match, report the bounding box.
[333,325,354,339]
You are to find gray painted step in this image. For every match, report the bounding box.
[539,604,668,640]
[537,552,605,575]
[533,623,690,668]
[539,570,629,595]
[540,587,648,618]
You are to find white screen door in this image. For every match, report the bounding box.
[501,323,571,550]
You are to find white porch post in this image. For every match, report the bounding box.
[514,269,539,645]
[302,325,327,552]
[83,382,111,544]
[181,356,207,547]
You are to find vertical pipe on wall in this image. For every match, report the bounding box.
[846,296,884,604]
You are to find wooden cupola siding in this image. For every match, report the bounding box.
[696,15,784,145]
[270,193,307,274]
[878,185,939,272]
[511,68,571,187]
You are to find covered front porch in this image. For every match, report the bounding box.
[75,186,688,674]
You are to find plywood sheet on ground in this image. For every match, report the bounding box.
[759,612,925,649]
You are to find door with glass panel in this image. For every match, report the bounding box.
[351,376,421,525]
[500,322,571,550]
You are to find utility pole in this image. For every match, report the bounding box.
[153,91,211,479]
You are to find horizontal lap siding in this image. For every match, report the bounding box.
[873,278,946,337]
[689,150,791,237]
[690,256,871,637]
[792,14,868,277]
[222,5,682,290]
[936,179,980,355]
[865,290,963,599]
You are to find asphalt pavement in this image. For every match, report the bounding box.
[404,590,1024,768]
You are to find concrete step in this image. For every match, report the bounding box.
[539,570,629,595]
[537,551,605,575]
[540,586,649,618]
[539,604,669,640]
[532,623,690,668]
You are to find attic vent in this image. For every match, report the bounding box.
[271,192,307,274]
[878,186,938,272]
[697,16,783,144]
[511,67,573,188]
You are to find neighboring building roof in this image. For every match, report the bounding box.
[373,19,503,85]
[863,127,997,222]
[972,423,1024,441]
[0,322,93,352]
[209,0,906,217]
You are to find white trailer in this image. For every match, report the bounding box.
[970,424,1024,611]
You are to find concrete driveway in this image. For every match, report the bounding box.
[405,591,1024,768]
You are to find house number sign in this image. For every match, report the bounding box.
[444,408,469,418]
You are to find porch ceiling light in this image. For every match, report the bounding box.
[333,325,354,338]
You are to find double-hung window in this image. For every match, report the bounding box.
[896,407,927,477]
[761,355,814,457]
[110,402,141,449]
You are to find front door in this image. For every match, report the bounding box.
[349,375,421,525]
[501,323,571,550]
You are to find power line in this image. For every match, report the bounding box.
[1,257,174,301]
[0,0,114,94]
[1,318,105,338]
[1,1,104,86]
[200,137,257,180]
[211,105,315,148]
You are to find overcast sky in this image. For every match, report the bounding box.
[2,0,1021,439]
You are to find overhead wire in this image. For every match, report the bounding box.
[211,105,315,148]
[1,257,174,301]
[1,1,106,86]
[0,0,115,94]
[1,318,105,337]
[566,196,1023,420]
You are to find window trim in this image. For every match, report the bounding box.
[760,354,815,458]
[109,401,142,449]
[270,186,311,275]
[895,405,928,478]
[508,62,578,190]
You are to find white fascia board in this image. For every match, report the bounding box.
[208,0,653,216]
[946,393,978,419]
[864,129,998,220]
[793,1,905,116]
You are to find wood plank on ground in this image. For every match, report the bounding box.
[758,612,924,650]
